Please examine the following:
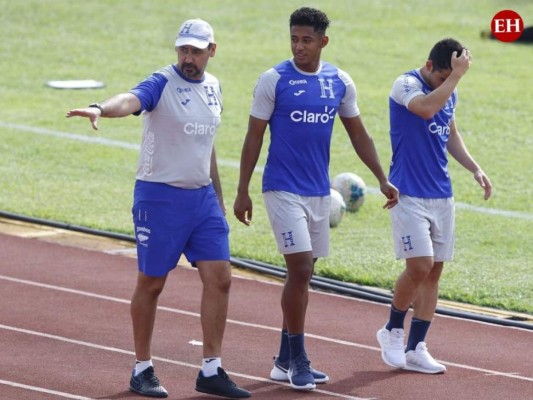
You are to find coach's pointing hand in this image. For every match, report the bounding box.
[66,107,101,130]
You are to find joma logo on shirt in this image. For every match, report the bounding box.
[290,106,335,124]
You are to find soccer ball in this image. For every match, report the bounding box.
[329,188,346,228]
[332,172,367,212]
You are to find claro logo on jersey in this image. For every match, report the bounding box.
[290,106,336,124]
[184,118,218,135]
[428,119,451,137]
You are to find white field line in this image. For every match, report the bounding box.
[0,121,258,173]
[1,120,532,221]
[1,274,532,383]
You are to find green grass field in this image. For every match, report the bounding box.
[1,0,532,314]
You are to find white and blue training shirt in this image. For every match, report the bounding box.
[130,65,222,189]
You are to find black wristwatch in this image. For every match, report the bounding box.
[88,103,104,114]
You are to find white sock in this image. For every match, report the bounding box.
[135,359,153,376]
[201,357,221,377]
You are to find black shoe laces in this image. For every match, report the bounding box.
[142,369,161,387]
[218,368,238,388]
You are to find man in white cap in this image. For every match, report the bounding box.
[67,18,251,399]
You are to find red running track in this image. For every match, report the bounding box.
[1,229,532,400]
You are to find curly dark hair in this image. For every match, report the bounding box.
[428,38,466,71]
[289,7,330,35]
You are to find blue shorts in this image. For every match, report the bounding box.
[132,180,230,277]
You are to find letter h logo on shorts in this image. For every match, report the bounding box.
[281,231,296,248]
[402,235,413,252]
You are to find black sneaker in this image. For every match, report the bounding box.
[195,367,251,398]
[129,366,168,398]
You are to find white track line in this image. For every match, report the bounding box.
[2,120,531,220]
[0,324,370,400]
[1,275,531,383]
[0,379,92,399]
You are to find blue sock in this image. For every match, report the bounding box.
[277,329,290,363]
[288,333,305,361]
[406,318,431,352]
[385,304,408,331]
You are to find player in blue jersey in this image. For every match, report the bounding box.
[233,7,398,391]
[376,38,492,374]
[67,19,250,399]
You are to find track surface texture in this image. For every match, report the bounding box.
[1,219,532,399]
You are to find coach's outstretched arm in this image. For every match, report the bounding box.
[66,93,141,130]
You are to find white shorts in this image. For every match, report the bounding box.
[263,191,329,257]
[390,195,455,261]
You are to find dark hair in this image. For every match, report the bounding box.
[289,7,330,35]
[428,38,466,71]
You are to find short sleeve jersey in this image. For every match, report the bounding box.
[251,59,360,196]
[388,69,457,198]
[129,65,222,189]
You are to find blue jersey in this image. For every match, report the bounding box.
[251,59,359,196]
[388,69,457,198]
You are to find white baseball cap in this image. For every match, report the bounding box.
[175,19,215,49]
